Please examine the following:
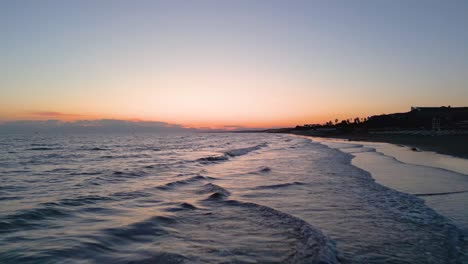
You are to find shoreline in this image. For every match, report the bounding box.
[297,132,468,238]
[281,131,468,159]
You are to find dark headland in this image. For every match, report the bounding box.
[263,106,468,159]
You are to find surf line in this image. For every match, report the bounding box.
[414,190,468,197]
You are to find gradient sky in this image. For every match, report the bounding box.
[1,0,468,128]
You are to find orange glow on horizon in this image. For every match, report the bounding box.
[0,109,381,130]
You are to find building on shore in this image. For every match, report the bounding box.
[366,106,468,131]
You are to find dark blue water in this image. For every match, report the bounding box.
[0,133,465,263]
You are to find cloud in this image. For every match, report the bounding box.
[0,119,196,134]
[223,125,245,129]
[221,125,249,131]
[221,125,268,131]
[29,111,81,117]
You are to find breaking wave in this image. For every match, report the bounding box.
[250,166,272,174]
[200,183,231,200]
[414,190,468,197]
[2,133,466,263]
[254,182,305,190]
[196,155,229,163]
[224,199,340,264]
[196,143,267,164]
[156,175,208,190]
[27,147,59,151]
[224,143,267,157]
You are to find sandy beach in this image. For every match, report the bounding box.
[287,131,468,159]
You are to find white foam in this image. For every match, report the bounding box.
[318,138,468,175]
[309,136,468,230]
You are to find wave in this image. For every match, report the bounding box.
[27,147,59,151]
[44,153,62,158]
[254,181,305,190]
[223,199,340,264]
[111,170,147,178]
[0,196,22,201]
[335,143,364,149]
[176,170,209,177]
[341,147,376,154]
[250,166,272,174]
[49,195,114,207]
[7,207,69,221]
[323,143,466,258]
[133,146,161,151]
[156,175,208,190]
[103,215,176,242]
[30,143,52,146]
[0,185,27,192]
[101,154,152,159]
[78,171,149,186]
[69,171,103,176]
[324,138,468,179]
[179,202,197,210]
[369,149,468,177]
[54,249,187,264]
[206,192,230,201]
[196,155,229,163]
[111,252,188,263]
[199,183,231,201]
[112,190,151,199]
[224,143,267,157]
[195,143,267,165]
[414,190,468,197]
[1,206,70,234]
[165,202,198,212]
[88,147,108,151]
[198,183,230,195]
[46,168,73,173]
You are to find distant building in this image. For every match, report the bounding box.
[367,106,468,130]
[410,106,468,129]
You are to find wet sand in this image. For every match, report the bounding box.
[306,136,468,235]
[287,131,468,159]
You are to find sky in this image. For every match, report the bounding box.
[1,0,468,129]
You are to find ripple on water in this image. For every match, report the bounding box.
[0,133,466,263]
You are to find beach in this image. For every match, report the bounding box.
[306,136,468,230]
[287,130,468,159]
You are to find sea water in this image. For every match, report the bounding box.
[0,133,466,263]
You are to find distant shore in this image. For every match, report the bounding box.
[281,130,468,159]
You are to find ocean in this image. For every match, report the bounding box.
[0,133,466,263]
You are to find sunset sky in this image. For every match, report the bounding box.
[1,0,468,128]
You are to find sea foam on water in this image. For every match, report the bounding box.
[0,133,466,263]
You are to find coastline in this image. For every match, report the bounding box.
[283,131,468,159]
[295,132,468,235]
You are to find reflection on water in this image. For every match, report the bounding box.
[0,133,465,263]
